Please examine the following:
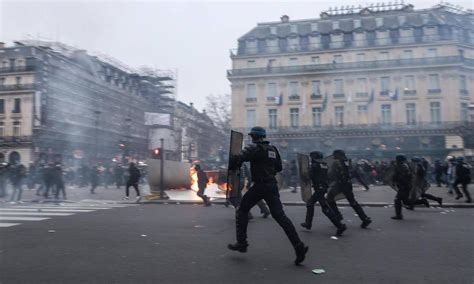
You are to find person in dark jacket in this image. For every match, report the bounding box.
[90,166,99,194]
[227,126,308,265]
[9,162,26,203]
[454,157,472,203]
[195,164,211,206]
[300,151,346,236]
[326,150,372,228]
[53,164,66,200]
[124,162,141,200]
[391,155,414,220]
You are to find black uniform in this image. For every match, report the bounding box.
[229,140,306,259]
[196,165,211,206]
[411,160,442,207]
[326,150,372,228]
[125,163,141,198]
[454,160,472,203]
[301,153,346,236]
[392,156,413,219]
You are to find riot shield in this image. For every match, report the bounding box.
[324,155,345,201]
[383,165,398,192]
[226,130,244,200]
[409,163,430,201]
[297,153,312,203]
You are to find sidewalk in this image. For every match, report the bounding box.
[2,183,472,208]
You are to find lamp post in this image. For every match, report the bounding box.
[159,138,165,199]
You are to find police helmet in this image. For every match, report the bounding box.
[310,151,324,160]
[333,149,346,160]
[248,126,266,139]
[411,156,421,163]
[395,155,406,163]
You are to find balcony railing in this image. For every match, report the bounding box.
[460,89,469,95]
[311,93,323,100]
[0,136,33,143]
[333,93,345,99]
[404,90,417,95]
[288,95,300,101]
[428,89,442,94]
[228,56,473,78]
[356,92,369,98]
[0,65,35,73]
[0,84,35,91]
[245,97,257,103]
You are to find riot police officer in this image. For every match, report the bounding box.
[227,126,308,265]
[454,157,472,203]
[326,150,372,228]
[301,151,347,236]
[391,155,413,220]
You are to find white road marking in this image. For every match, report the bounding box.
[0,217,50,221]
[0,208,94,213]
[0,212,74,216]
[0,223,21,227]
[9,206,112,210]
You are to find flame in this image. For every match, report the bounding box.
[189,167,227,193]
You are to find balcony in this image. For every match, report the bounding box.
[428,89,442,94]
[380,90,390,96]
[245,97,257,103]
[404,90,417,95]
[356,92,369,98]
[288,95,300,101]
[0,65,35,74]
[333,93,345,99]
[0,84,35,92]
[460,89,469,95]
[228,56,473,79]
[311,93,323,100]
[0,136,33,144]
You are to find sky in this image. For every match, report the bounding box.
[0,0,472,110]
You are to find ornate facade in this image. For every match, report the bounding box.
[228,3,474,159]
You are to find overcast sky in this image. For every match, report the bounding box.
[0,0,471,110]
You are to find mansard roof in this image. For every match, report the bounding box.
[238,4,473,41]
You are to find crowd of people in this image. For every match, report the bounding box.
[0,161,146,203]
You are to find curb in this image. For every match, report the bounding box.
[137,200,474,208]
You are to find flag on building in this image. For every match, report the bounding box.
[322,93,328,112]
[367,89,375,106]
[275,94,283,105]
[390,87,399,100]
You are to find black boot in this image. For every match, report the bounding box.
[227,242,248,253]
[437,198,443,206]
[336,223,347,236]
[360,218,372,228]
[300,222,311,230]
[294,242,308,265]
[392,198,403,220]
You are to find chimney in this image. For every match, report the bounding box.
[0,42,5,48]
[281,15,290,23]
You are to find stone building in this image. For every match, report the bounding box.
[0,40,172,165]
[228,3,474,160]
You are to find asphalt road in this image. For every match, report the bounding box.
[0,203,473,284]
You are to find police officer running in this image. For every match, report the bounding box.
[326,150,372,228]
[227,127,308,265]
[301,151,347,236]
[391,155,414,220]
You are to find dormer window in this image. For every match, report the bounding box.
[332,21,339,30]
[354,19,361,28]
[311,23,318,32]
[398,15,406,25]
[270,26,277,34]
[375,17,383,27]
[290,24,298,33]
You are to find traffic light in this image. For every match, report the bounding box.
[151,148,161,159]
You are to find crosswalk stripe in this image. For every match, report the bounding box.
[0,223,21,227]
[0,212,74,216]
[0,208,94,213]
[0,217,50,221]
[10,206,112,210]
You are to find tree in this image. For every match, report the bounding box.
[205,93,231,134]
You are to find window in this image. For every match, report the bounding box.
[357,105,368,124]
[406,103,416,125]
[402,50,413,59]
[13,121,21,137]
[0,99,4,114]
[381,104,392,125]
[404,75,416,94]
[290,24,298,33]
[427,48,437,58]
[381,77,390,94]
[375,17,383,26]
[430,102,441,124]
[268,109,277,129]
[247,60,256,68]
[333,55,343,63]
[0,122,4,137]
[311,80,321,95]
[354,19,361,28]
[13,98,21,113]
[333,21,340,30]
[289,58,298,66]
[290,108,299,128]
[246,110,256,128]
[312,107,322,127]
[356,53,365,62]
[460,75,468,94]
[379,52,389,60]
[270,26,277,34]
[246,84,257,99]
[461,103,469,122]
[335,106,344,126]
[15,77,21,85]
[356,78,368,97]
[289,81,299,96]
[267,59,276,68]
[428,74,440,92]
[288,37,299,51]
[334,79,344,96]
[267,83,277,97]
[1,61,7,68]
[246,40,257,54]
[311,56,320,64]
[0,78,4,85]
